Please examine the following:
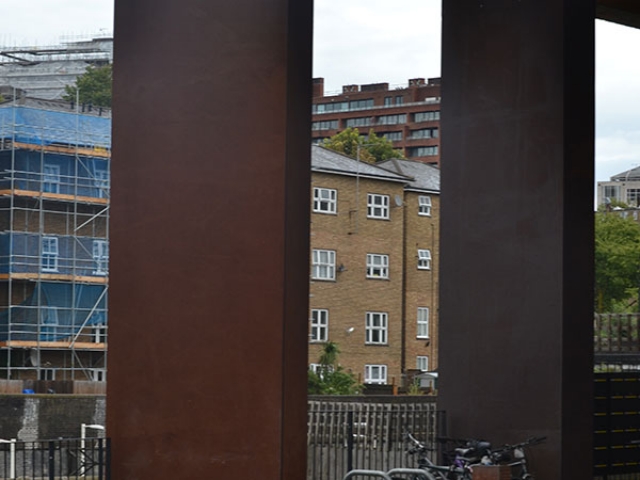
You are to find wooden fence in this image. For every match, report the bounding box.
[307,398,442,480]
[0,379,106,394]
[595,314,640,355]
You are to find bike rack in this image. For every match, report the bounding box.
[387,468,434,479]
[343,469,393,480]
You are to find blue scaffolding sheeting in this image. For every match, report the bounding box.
[0,150,109,197]
[0,106,111,148]
[0,282,107,342]
[0,233,108,278]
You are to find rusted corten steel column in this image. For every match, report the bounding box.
[439,1,594,479]
[108,2,312,479]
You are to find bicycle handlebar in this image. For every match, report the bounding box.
[491,436,547,456]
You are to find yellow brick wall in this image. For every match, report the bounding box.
[403,191,440,373]
[309,170,441,386]
[9,205,107,237]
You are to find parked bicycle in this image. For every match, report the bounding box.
[389,432,474,480]
[483,436,546,480]
[398,432,545,480]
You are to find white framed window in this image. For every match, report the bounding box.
[418,196,432,216]
[417,307,430,338]
[417,356,429,372]
[39,368,56,381]
[603,185,620,202]
[42,237,59,272]
[628,189,640,206]
[310,309,329,342]
[93,323,107,343]
[366,254,389,279]
[365,312,388,344]
[43,164,60,193]
[364,364,387,384]
[93,240,109,275]
[90,369,107,382]
[313,187,337,214]
[418,249,432,270]
[94,169,110,198]
[367,194,389,219]
[312,249,336,280]
[309,363,333,378]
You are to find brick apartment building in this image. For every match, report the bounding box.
[309,146,440,387]
[311,78,442,166]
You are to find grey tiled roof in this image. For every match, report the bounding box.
[311,145,410,183]
[612,166,640,182]
[377,158,440,193]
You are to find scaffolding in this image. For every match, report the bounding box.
[0,36,113,100]
[0,94,110,383]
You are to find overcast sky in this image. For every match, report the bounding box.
[2,0,639,183]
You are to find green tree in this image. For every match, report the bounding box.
[598,199,630,211]
[322,128,403,163]
[308,342,361,395]
[63,64,112,108]
[595,212,640,312]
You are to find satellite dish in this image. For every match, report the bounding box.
[394,195,403,207]
[29,349,39,367]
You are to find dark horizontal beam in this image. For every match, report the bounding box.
[597,0,640,29]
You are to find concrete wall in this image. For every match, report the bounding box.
[0,394,105,440]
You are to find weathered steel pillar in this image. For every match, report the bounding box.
[439,1,594,478]
[108,2,312,479]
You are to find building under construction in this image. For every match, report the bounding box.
[0,35,113,100]
[0,93,110,384]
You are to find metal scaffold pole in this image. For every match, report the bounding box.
[0,85,111,387]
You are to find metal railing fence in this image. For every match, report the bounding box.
[0,437,110,480]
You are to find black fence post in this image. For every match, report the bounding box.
[48,441,55,480]
[106,437,112,480]
[98,438,104,480]
[437,409,447,465]
[347,410,354,473]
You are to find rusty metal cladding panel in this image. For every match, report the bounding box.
[108,2,312,480]
[439,1,594,479]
